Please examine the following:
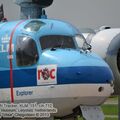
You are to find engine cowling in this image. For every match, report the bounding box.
[87,28,120,94]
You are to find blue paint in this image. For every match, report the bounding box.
[39,49,107,67]
[0,19,114,90]
[0,66,113,88]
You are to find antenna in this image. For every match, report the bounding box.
[0,4,4,21]
[14,0,53,19]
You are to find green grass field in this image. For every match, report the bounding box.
[77,97,118,120]
[102,104,118,120]
[105,117,118,120]
[56,97,118,120]
[103,96,118,120]
[102,104,118,115]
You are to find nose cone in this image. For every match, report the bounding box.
[40,49,113,84]
[57,65,113,84]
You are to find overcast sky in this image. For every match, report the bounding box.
[0,0,120,29]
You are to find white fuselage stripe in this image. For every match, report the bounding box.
[0,84,113,102]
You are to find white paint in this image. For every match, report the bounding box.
[91,28,120,58]
[0,84,113,116]
[1,34,10,43]
[0,44,14,53]
[0,84,113,102]
[37,65,57,85]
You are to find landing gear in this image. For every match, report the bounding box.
[55,106,104,120]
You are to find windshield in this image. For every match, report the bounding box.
[75,35,89,50]
[40,35,76,50]
[75,35,86,48]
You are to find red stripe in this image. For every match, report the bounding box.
[9,20,26,103]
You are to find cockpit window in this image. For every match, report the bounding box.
[75,35,92,51]
[40,35,76,50]
[24,20,45,32]
[16,36,39,66]
[75,35,86,49]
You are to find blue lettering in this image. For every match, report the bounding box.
[16,90,33,96]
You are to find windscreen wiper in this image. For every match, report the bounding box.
[51,44,63,51]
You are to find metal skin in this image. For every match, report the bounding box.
[86,28,120,95]
[0,19,114,117]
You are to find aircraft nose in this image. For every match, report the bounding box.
[57,66,113,84]
[40,49,113,84]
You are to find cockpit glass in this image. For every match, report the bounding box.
[24,20,45,32]
[40,35,76,50]
[16,36,39,66]
[75,35,86,49]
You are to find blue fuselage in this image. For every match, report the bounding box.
[0,19,113,89]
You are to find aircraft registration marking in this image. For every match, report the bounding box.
[0,44,14,53]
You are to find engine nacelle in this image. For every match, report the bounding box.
[88,28,120,94]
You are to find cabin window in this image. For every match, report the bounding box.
[24,20,45,32]
[40,35,76,50]
[16,36,39,66]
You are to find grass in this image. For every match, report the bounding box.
[77,117,118,120]
[56,103,119,120]
[56,97,119,120]
[105,116,118,120]
[77,116,118,120]
[102,104,118,115]
[78,97,118,120]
